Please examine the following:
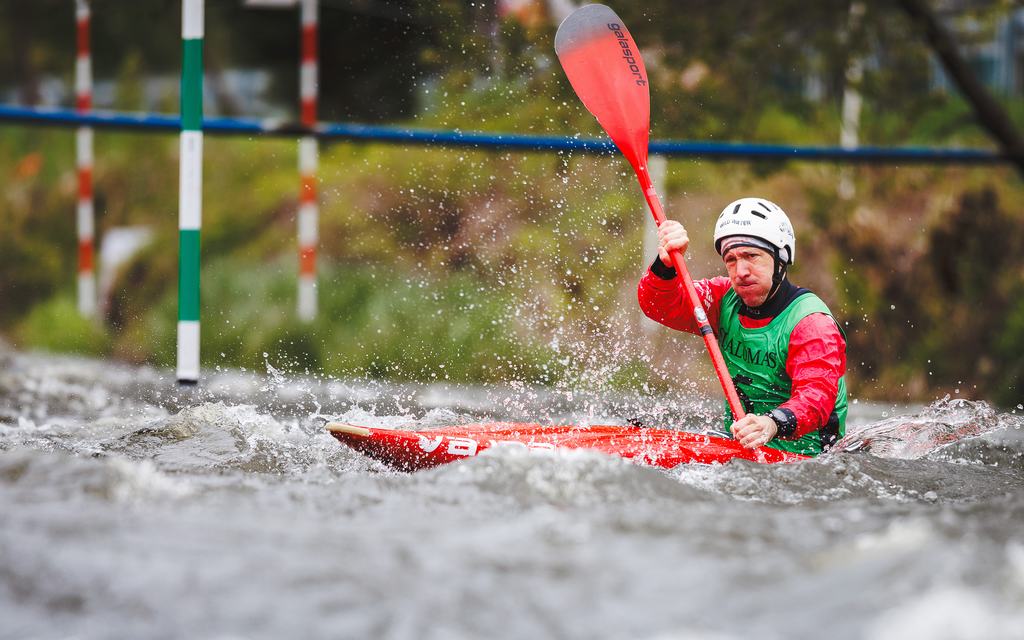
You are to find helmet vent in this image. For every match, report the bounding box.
[732,203,742,214]
[756,201,772,212]
[750,211,767,219]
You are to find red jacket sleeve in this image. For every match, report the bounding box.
[779,313,847,438]
[637,263,731,334]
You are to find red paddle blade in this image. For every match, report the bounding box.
[555,4,651,171]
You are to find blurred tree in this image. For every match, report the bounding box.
[0,0,436,121]
[2,0,1018,137]
[218,0,436,121]
[898,0,1024,175]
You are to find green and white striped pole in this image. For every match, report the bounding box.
[177,0,203,385]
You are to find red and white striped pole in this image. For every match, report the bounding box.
[75,0,96,317]
[297,0,318,321]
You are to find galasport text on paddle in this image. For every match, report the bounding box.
[555,3,747,421]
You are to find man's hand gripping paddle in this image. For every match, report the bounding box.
[555,4,747,421]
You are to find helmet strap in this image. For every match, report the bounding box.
[767,252,788,301]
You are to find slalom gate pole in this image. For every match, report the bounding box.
[177,0,203,385]
[297,0,319,322]
[640,154,666,336]
[75,0,96,318]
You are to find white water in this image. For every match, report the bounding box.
[2,345,1023,640]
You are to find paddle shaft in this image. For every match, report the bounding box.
[634,164,747,420]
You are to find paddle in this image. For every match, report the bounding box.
[554,3,747,420]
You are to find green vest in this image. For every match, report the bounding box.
[718,289,847,456]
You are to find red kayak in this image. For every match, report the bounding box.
[326,422,809,471]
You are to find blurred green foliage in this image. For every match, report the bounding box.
[817,176,1024,406]
[2,1,1023,405]
[121,257,563,384]
[15,295,111,354]
[0,0,431,121]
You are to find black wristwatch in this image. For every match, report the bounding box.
[765,408,797,438]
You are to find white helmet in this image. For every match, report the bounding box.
[713,197,796,264]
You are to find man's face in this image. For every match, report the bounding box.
[723,246,775,307]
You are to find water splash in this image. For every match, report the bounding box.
[833,397,1017,459]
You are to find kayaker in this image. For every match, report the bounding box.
[637,197,847,456]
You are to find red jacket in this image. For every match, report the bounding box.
[638,269,846,439]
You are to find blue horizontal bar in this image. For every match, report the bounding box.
[0,103,1005,164]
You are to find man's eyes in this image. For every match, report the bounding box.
[726,251,767,264]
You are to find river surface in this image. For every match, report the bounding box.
[2,345,1023,640]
